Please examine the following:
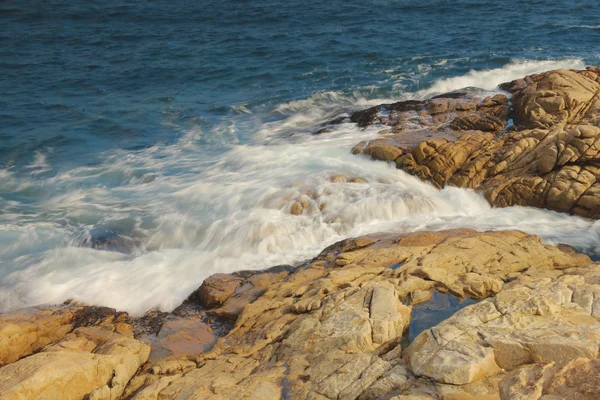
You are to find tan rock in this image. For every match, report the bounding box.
[0,306,77,366]
[499,358,600,400]
[406,264,600,386]
[0,305,127,367]
[195,273,242,309]
[0,325,150,400]
[349,66,600,219]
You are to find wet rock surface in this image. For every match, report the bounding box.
[350,66,600,219]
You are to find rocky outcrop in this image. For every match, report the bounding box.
[0,229,598,399]
[0,305,128,366]
[0,308,149,400]
[351,66,600,218]
[347,92,510,133]
[123,229,589,399]
[499,357,600,400]
[406,264,600,385]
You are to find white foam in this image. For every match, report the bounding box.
[557,24,600,30]
[420,58,586,96]
[1,58,599,315]
[25,151,52,175]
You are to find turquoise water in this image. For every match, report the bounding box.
[1,1,600,314]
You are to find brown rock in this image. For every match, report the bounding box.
[195,273,242,309]
[348,66,600,219]
[499,358,600,400]
[0,325,150,400]
[125,229,591,399]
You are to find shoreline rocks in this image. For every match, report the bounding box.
[3,65,600,399]
[2,228,597,399]
[350,66,600,219]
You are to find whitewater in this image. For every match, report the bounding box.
[2,58,600,316]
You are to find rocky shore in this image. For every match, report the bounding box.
[349,66,600,218]
[2,66,600,399]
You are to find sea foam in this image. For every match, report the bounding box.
[1,58,598,315]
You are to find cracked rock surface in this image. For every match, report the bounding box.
[351,66,600,218]
[0,229,598,399]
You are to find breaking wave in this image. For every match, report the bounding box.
[1,58,599,315]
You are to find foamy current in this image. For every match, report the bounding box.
[1,58,598,315]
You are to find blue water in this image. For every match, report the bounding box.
[1,1,600,314]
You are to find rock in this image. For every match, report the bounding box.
[194,273,243,309]
[410,290,433,305]
[123,229,591,399]
[0,305,127,367]
[406,264,600,385]
[508,69,600,129]
[363,138,405,162]
[345,92,508,134]
[0,324,150,400]
[405,328,502,385]
[0,306,77,366]
[148,317,217,361]
[1,229,597,399]
[499,358,600,400]
[349,65,600,218]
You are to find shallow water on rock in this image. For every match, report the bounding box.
[406,291,477,344]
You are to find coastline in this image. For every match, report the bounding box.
[2,65,600,399]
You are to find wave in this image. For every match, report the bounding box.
[556,24,600,30]
[419,58,586,96]
[2,122,600,315]
[1,57,599,315]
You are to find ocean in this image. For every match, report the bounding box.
[1,0,600,314]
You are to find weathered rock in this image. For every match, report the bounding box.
[121,229,590,399]
[147,317,217,361]
[346,92,509,134]
[0,324,150,400]
[350,66,600,218]
[507,69,600,129]
[406,264,600,385]
[0,306,78,367]
[0,305,128,367]
[499,358,600,400]
[1,228,597,399]
[194,273,243,309]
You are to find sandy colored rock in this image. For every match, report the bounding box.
[0,229,595,400]
[0,306,77,366]
[499,358,600,400]
[121,229,591,399]
[195,273,243,309]
[0,305,128,367]
[507,69,600,129]
[0,324,150,400]
[406,264,600,385]
[349,66,600,219]
[148,317,216,361]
